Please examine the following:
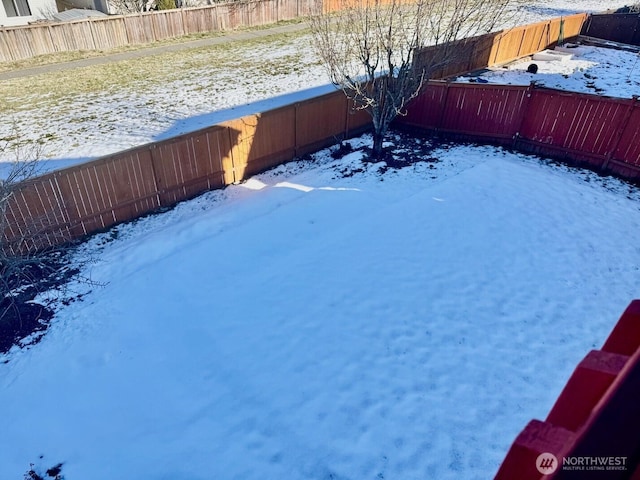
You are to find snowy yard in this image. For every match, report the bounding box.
[2,135,640,479]
[458,43,640,98]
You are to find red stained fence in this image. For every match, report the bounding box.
[494,300,640,479]
[399,82,640,181]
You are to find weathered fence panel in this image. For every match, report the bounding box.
[295,91,347,154]
[401,82,529,141]
[294,91,370,156]
[611,103,640,167]
[150,126,232,206]
[181,6,220,33]
[150,10,185,40]
[439,84,529,139]
[222,106,297,181]
[401,82,448,128]
[7,25,57,59]
[122,14,156,44]
[518,90,634,169]
[48,21,96,52]
[90,17,130,50]
[4,177,71,252]
[582,13,640,46]
[54,148,160,237]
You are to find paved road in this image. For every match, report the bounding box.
[0,21,309,81]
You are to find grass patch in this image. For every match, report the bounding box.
[0,18,307,74]
[0,28,313,114]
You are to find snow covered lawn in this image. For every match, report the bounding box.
[2,134,640,479]
[459,43,640,98]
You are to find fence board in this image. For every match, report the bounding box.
[295,91,347,153]
[401,82,448,128]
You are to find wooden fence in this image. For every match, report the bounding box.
[2,90,369,252]
[416,14,587,79]
[1,12,632,253]
[0,0,315,62]
[0,0,586,64]
[494,300,640,479]
[581,13,640,46]
[398,82,640,181]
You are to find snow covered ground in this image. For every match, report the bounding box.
[2,136,640,479]
[458,43,640,98]
[0,0,633,174]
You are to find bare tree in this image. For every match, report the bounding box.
[310,0,515,158]
[0,131,94,353]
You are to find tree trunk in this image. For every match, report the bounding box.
[371,129,385,159]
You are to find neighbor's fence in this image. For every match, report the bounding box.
[416,14,587,79]
[581,13,640,46]
[398,82,640,180]
[2,90,369,252]
[494,300,640,479]
[0,0,314,62]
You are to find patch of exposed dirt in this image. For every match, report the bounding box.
[0,248,86,357]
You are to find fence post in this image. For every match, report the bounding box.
[511,81,536,149]
[436,81,452,130]
[602,95,638,171]
[516,27,527,58]
[88,18,99,51]
[148,144,165,208]
[45,24,57,56]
